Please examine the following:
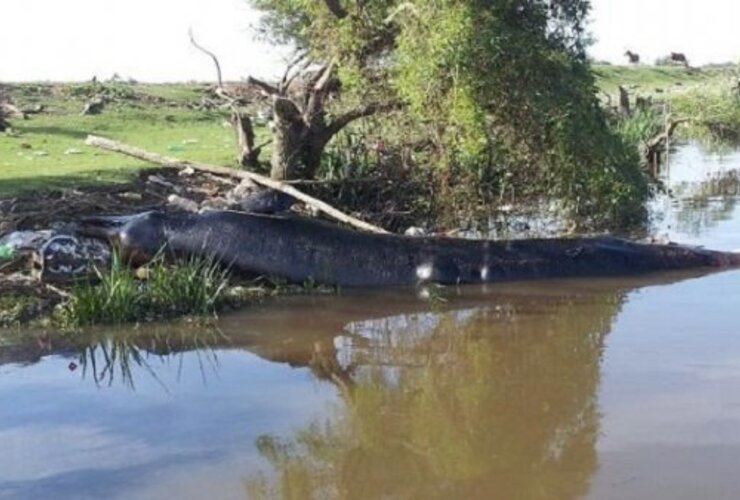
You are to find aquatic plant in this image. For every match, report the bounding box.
[59,252,230,327]
[147,253,230,317]
[613,109,664,153]
[63,251,142,326]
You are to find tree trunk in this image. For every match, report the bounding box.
[270,106,307,180]
[269,97,331,181]
[232,111,261,169]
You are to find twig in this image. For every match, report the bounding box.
[85,135,390,234]
[45,283,71,299]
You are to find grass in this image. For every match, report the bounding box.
[59,251,230,327]
[0,82,270,197]
[595,63,740,147]
[613,108,664,151]
[593,63,726,95]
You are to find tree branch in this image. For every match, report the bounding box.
[326,100,403,137]
[280,51,309,93]
[246,76,281,97]
[85,135,390,234]
[189,29,223,88]
[304,60,338,123]
[313,59,337,92]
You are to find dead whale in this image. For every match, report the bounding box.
[76,210,740,287]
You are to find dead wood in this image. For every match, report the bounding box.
[85,135,390,234]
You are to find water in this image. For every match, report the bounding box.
[1,144,740,499]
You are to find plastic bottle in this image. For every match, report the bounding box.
[0,244,15,260]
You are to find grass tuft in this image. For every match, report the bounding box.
[59,252,230,327]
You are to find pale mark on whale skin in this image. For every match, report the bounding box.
[416,263,434,281]
[480,265,490,281]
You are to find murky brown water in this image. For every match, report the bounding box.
[1,144,740,500]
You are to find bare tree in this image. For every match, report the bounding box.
[190,29,400,180]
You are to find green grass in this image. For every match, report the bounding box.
[595,64,740,146]
[59,252,230,327]
[0,82,270,197]
[593,63,733,95]
[1,72,737,202]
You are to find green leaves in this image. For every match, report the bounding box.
[250,0,649,228]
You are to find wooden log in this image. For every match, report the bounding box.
[84,135,390,234]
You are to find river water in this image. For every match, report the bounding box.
[1,144,740,500]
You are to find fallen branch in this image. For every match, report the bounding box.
[85,135,390,234]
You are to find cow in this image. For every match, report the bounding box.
[624,50,640,65]
[670,52,689,68]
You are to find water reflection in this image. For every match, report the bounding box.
[235,283,629,500]
[0,271,732,499]
[651,144,740,246]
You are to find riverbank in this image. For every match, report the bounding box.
[1,67,738,326]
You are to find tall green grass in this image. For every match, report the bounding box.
[671,85,740,146]
[60,252,230,327]
[613,109,664,153]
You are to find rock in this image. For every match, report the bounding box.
[404,226,427,237]
[147,175,182,194]
[167,194,199,213]
[179,166,196,177]
[237,190,296,214]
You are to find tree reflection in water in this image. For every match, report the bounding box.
[245,287,626,500]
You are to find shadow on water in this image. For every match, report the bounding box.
[0,271,717,500]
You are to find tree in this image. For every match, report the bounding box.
[247,0,649,225]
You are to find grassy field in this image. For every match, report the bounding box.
[0,82,269,196]
[592,63,733,95]
[1,65,738,197]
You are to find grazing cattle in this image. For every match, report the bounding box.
[624,50,640,64]
[670,52,689,67]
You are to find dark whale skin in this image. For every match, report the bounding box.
[97,210,740,287]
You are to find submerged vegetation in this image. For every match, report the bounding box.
[59,252,230,327]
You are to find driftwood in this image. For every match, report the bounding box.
[84,135,390,234]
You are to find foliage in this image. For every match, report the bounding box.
[59,252,230,327]
[65,81,137,100]
[612,108,664,153]
[671,83,740,146]
[250,0,650,227]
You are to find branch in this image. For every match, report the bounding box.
[304,60,338,122]
[323,0,348,19]
[85,135,390,234]
[246,76,281,97]
[326,100,403,137]
[313,59,337,92]
[189,29,223,88]
[280,51,309,93]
